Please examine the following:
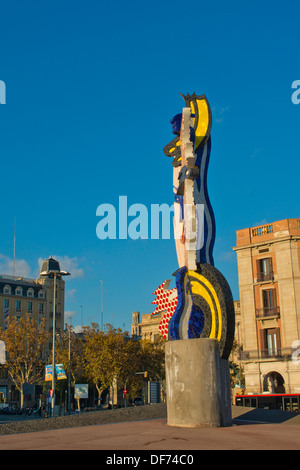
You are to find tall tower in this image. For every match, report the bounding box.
[131,311,141,337]
[38,256,66,333]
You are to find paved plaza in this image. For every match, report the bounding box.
[1,406,300,450]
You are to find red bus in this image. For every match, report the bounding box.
[235,393,300,413]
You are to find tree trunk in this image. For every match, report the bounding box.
[96,384,104,406]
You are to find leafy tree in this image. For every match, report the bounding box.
[229,340,245,389]
[139,336,166,382]
[82,323,112,405]
[83,324,144,405]
[0,314,50,407]
[117,338,142,399]
[117,336,166,401]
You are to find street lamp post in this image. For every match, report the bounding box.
[68,323,71,414]
[51,272,57,416]
[40,267,70,417]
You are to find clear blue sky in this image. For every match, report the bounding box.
[0,0,300,330]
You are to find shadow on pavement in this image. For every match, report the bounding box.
[232,405,300,425]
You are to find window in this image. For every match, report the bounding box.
[4,299,9,308]
[0,369,8,379]
[263,289,276,308]
[16,287,22,295]
[27,289,34,297]
[39,290,44,298]
[27,301,33,312]
[256,289,280,318]
[38,303,44,313]
[260,328,281,357]
[16,300,21,311]
[257,258,273,282]
[3,285,10,295]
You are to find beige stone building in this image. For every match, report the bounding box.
[0,256,66,404]
[0,256,65,333]
[131,311,162,342]
[233,218,300,395]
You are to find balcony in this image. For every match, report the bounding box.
[238,347,292,361]
[256,306,280,318]
[256,271,274,283]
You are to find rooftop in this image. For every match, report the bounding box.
[0,256,61,286]
[0,274,38,285]
[234,218,300,248]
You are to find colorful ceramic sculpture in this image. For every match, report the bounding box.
[162,93,235,359]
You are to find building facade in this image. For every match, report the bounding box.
[0,256,66,405]
[0,256,65,333]
[131,311,162,342]
[233,218,300,394]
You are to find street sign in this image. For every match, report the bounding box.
[55,363,67,380]
[45,365,53,382]
[148,382,161,403]
[74,384,88,399]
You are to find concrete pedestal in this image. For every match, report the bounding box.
[165,338,232,427]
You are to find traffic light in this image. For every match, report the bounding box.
[144,371,148,378]
[123,389,127,399]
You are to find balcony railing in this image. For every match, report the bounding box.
[256,271,274,283]
[252,224,273,237]
[256,306,280,318]
[238,347,293,361]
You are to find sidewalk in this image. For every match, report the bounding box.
[1,412,300,450]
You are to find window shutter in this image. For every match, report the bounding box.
[275,328,281,349]
[268,257,273,274]
[259,328,267,350]
[272,289,277,307]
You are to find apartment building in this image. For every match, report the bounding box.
[233,218,300,394]
[0,256,66,404]
[0,256,65,332]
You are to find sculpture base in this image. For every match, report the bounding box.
[165,338,232,427]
